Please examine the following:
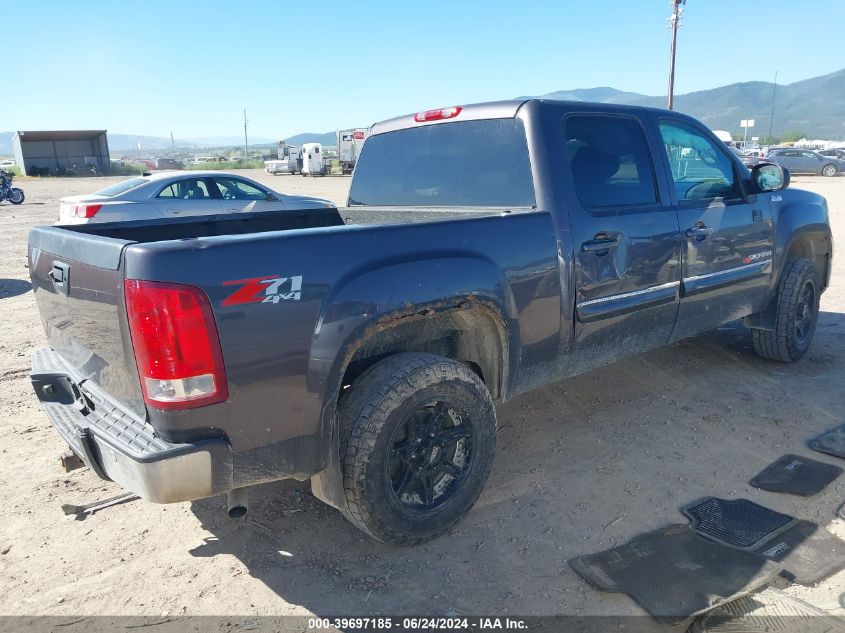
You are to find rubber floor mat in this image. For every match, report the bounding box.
[756,520,845,586]
[750,454,842,496]
[809,423,845,459]
[688,588,845,633]
[683,498,796,549]
[569,524,782,625]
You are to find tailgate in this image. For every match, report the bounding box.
[28,226,144,417]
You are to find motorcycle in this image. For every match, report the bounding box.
[0,170,24,204]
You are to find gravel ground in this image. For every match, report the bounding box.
[1,170,844,621]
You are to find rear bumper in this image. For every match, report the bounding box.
[31,348,233,503]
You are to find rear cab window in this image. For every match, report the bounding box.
[349,118,535,208]
[94,177,149,197]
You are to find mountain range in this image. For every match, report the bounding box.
[525,68,845,140]
[2,68,842,156]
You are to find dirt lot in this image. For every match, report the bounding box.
[1,170,844,621]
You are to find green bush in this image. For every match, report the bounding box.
[185,159,266,171]
[107,163,146,176]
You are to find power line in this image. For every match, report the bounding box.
[768,71,778,140]
[667,0,686,110]
[243,109,249,160]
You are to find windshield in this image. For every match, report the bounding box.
[95,177,149,197]
[348,118,535,208]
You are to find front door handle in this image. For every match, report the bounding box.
[685,223,713,241]
[582,234,620,253]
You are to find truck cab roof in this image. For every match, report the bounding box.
[369,98,690,137]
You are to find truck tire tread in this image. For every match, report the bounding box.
[337,352,496,545]
[752,257,817,362]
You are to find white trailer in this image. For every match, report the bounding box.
[337,128,369,175]
[301,143,326,177]
[264,142,303,175]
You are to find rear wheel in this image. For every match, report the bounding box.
[338,353,497,545]
[752,257,819,362]
[822,164,837,177]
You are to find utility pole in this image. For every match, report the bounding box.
[667,0,686,110]
[768,71,778,141]
[170,132,175,156]
[243,109,249,160]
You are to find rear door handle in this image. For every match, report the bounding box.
[685,223,713,241]
[581,235,620,253]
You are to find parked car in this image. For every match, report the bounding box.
[766,148,844,176]
[729,146,762,169]
[154,158,184,170]
[818,148,845,161]
[56,170,333,224]
[28,100,831,545]
[0,159,16,168]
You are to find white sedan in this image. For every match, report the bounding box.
[58,170,333,224]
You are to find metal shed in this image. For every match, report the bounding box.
[13,130,110,176]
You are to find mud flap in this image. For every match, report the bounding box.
[310,423,352,520]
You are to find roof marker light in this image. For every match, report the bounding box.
[414,106,463,123]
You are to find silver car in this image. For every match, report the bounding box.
[58,170,333,224]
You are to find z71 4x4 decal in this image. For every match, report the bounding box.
[222,275,303,306]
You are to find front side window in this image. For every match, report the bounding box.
[349,118,535,208]
[213,178,267,200]
[659,120,737,201]
[564,114,658,208]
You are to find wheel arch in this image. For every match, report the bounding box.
[308,258,516,512]
[746,227,831,331]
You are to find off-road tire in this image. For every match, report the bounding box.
[752,257,819,362]
[338,353,497,545]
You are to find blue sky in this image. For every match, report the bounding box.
[6,0,844,139]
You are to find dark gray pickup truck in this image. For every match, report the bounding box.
[28,100,832,545]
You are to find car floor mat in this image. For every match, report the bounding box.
[688,587,845,633]
[755,519,845,586]
[809,423,845,459]
[683,497,796,549]
[569,524,782,625]
[683,497,845,586]
[749,453,842,496]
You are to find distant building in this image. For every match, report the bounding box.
[13,130,109,176]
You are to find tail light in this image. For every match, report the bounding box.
[124,280,228,410]
[73,204,102,218]
[414,106,462,123]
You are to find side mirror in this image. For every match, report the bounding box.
[265,192,277,202]
[751,162,789,193]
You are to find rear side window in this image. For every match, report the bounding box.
[564,114,658,208]
[95,177,149,197]
[349,118,534,207]
[156,178,213,199]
